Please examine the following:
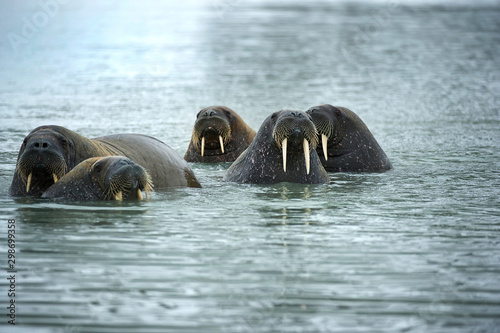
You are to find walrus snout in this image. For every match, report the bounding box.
[272,110,318,175]
[16,135,67,194]
[100,157,153,200]
[273,112,318,149]
[306,105,337,161]
[192,112,231,157]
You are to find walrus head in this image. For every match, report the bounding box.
[306,104,347,161]
[42,156,154,201]
[191,106,233,157]
[14,126,73,196]
[89,156,153,200]
[271,110,319,174]
[224,109,328,184]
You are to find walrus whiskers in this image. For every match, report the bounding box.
[17,152,67,193]
[191,115,231,157]
[143,177,154,199]
[103,166,153,201]
[309,116,333,162]
[15,159,35,193]
[273,118,317,175]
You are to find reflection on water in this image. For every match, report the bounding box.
[0,0,499,332]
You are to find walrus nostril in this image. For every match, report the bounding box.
[290,112,304,118]
[116,159,133,168]
[32,141,50,149]
[202,110,216,117]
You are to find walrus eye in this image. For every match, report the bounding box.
[94,164,102,173]
[60,139,67,146]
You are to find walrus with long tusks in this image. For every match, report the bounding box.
[9,125,201,197]
[224,109,329,184]
[42,156,154,201]
[306,104,392,172]
[184,106,256,163]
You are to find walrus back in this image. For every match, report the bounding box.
[94,134,201,188]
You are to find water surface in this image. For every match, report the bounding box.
[0,0,499,332]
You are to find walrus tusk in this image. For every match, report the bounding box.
[53,173,58,183]
[201,137,205,156]
[282,138,287,173]
[137,189,143,200]
[219,135,225,153]
[322,134,328,161]
[303,139,310,175]
[26,172,32,193]
[114,191,123,201]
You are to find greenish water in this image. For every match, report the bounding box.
[1,0,499,332]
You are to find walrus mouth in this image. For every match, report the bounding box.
[192,117,231,157]
[102,163,154,201]
[307,113,334,161]
[272,116,318,175]
[16,151,67,193]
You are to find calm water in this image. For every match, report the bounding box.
[1,0,500,332]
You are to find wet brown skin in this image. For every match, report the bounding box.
[42,156,154,201]
[9,125,201,197]
[184,106,256,163]
[224,109,329,184]
[306,104,392,172]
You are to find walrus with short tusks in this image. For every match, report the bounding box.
[9,125,201,197]
[42,156,154,201]
[184,106,256,163]
[306,104,392,172]
[224,109,329,184]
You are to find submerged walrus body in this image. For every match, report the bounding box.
[9,125,200,197]
[224,110,329,184]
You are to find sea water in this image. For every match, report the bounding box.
[0,0,499,332]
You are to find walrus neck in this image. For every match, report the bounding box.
[70,136,120,169]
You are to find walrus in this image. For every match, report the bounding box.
[184,106,256,163]
[9,125,201,197]
[224,109,329,184]
[306,104,392,172]
[42,156,154,201]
